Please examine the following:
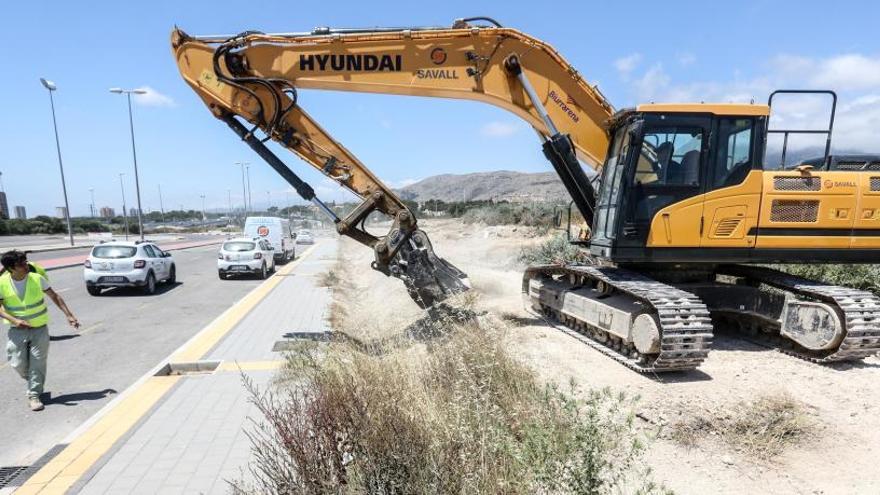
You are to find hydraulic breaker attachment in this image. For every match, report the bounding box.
[222,113,468,309]
[336,190,469,309]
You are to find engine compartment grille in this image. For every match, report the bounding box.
[770,200,819,223]
[773,176,821,191]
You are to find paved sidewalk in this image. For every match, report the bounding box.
[11,240,336,494]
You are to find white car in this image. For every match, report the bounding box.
[218,237,276,280]
[244,217,295,263]
[84,241,176,296]
[295,230,315,244]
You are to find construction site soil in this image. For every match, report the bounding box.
[330,218,880,495]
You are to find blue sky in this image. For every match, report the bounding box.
[3,1,880,216]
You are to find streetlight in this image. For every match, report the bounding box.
[157,184,166,224]
[40,78,74,246]
[234,162,249,216]
[246,165,253,212]
[266,190,271,212]
[109,87,147,241]
[119,173,130,240]
[227,189,232,218]
[89,188,95,218]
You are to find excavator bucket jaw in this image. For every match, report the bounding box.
[383,229,470,309]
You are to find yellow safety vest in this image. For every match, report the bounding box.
[31,262,49,280]
[0,272,49,328]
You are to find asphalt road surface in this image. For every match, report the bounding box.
[0,244,271,467]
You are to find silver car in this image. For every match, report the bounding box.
[84,241,176,296]
[295,230,315,245]
[217,237,276,279]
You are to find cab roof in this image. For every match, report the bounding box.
[637,103,770,116]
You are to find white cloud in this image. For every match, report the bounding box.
[619,52,880,152]
[133,86,175,107]
[614,53,642,75]
[480,121,520,137]
[632,63,671,101]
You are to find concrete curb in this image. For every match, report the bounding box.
[44,240,223,272]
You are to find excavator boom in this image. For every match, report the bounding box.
[171,18,615,307]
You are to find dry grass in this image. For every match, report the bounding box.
[235,316,669,494]
[668,394,815,460]
[317,269,341,287]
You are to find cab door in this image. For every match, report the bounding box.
[629,115,712,248]
[700,117,762,249]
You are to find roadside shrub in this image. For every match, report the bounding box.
[461,202,558,228]
[519,233,591,265]
[236,320,665,494]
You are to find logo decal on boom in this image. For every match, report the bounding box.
[549,90,580,123]
[430,47,447,65]
[299,54,402,72]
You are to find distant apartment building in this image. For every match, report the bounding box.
[99,207,115,218]
[0,192,8,219]
[129,207,140,217]
[55,206,69,219]
[13,206,26,219]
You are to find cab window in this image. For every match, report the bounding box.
[635,128,704,186]
[712,118,753,189]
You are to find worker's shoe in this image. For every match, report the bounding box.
[29,397,44,412]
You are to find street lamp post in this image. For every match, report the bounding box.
[40,78,74,246]
[89,188,96,218]
[234,162,249,217]
[266,190,271,212]
[119,173,130,240]
[157,184,166,224]
[110,87,147,240]
[245,165,253,212]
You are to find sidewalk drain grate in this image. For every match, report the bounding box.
[154,360,221,376]
[0,466,29,488]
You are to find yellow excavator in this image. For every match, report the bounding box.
[172,17,880,372]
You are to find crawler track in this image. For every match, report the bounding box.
[717,265,880,363]
[524,264,713,372]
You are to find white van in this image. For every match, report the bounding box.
[243,216,295,262]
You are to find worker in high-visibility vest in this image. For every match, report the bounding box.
[0,250,79,411]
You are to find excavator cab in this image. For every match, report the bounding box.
[589,106,768,263]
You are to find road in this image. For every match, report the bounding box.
[0,244,270,467]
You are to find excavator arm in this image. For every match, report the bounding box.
[171,17,615,307]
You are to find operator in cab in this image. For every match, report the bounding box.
[0,250,79,411]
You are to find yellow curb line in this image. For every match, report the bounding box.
[15,244,318,494]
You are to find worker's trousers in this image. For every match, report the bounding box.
[6,325,49,398]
